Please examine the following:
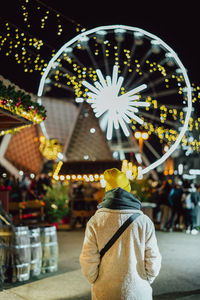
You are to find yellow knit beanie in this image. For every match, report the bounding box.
[104,168,131,192]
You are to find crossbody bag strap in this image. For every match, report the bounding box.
[100,213,141,259]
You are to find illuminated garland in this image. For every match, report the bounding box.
[0,80,46,134]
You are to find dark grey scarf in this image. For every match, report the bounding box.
[98,187,141,210]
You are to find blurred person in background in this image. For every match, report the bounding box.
[168,181,183,232]
[190,183,200,234]
[182,183,200,235]
[19,173,31,201]
[158,180,172,231]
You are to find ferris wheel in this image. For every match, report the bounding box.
[37,25,192,176]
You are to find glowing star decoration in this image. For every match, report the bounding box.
[82,65,149,140]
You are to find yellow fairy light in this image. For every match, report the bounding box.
[121,160,138,180]
[39,138,62,160]
[53,161,63,180]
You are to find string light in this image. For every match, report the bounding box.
[53,172,104,182]
[0,0,83,75]
[53,161,63,180]
[121,160,138,180]
[0,20,49,74]
[1,12,200,158]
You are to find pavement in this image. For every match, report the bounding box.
[0,228,200,300]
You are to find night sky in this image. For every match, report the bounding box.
[1,1,200,94]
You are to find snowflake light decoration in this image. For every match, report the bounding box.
[82,65,150,140]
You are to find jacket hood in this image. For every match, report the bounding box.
[97,187,141,210]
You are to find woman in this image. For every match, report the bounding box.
[80,168,161,300]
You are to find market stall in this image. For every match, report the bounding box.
[0,76,46,211]
[0,77,57,289]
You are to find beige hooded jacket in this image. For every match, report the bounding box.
[80,208,161,300]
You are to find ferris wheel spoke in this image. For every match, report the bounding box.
[147,129,173,144]
[159,104,183,110]
[140,111,179,128]
[144,140,161,159]
[145,72,174,90]
[129,72,149,89]
[142,88,178,99]
[122,39,137,78]
[128,71,174,92]
[67,51,85,69]
[115,128,123,149]
[101,43,110,75]
[49,66,77,87]
[124,70,138,89]
[139,49,153,68]
[50,62,86,92]
[86,46,99,70]
[50,80,75,92]
[128,131,159,179]
[158,56,178,68]
[124,48,152,89]
[56,64,76,78]
[117,41,122,58]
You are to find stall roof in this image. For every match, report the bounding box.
[59,160,122,175]
[5,125,43,175]
[0,107,32,131]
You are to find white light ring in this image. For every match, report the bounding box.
[37,25,192,174]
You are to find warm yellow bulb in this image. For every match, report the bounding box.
[134,131,141,139]
[142,132,149,140]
